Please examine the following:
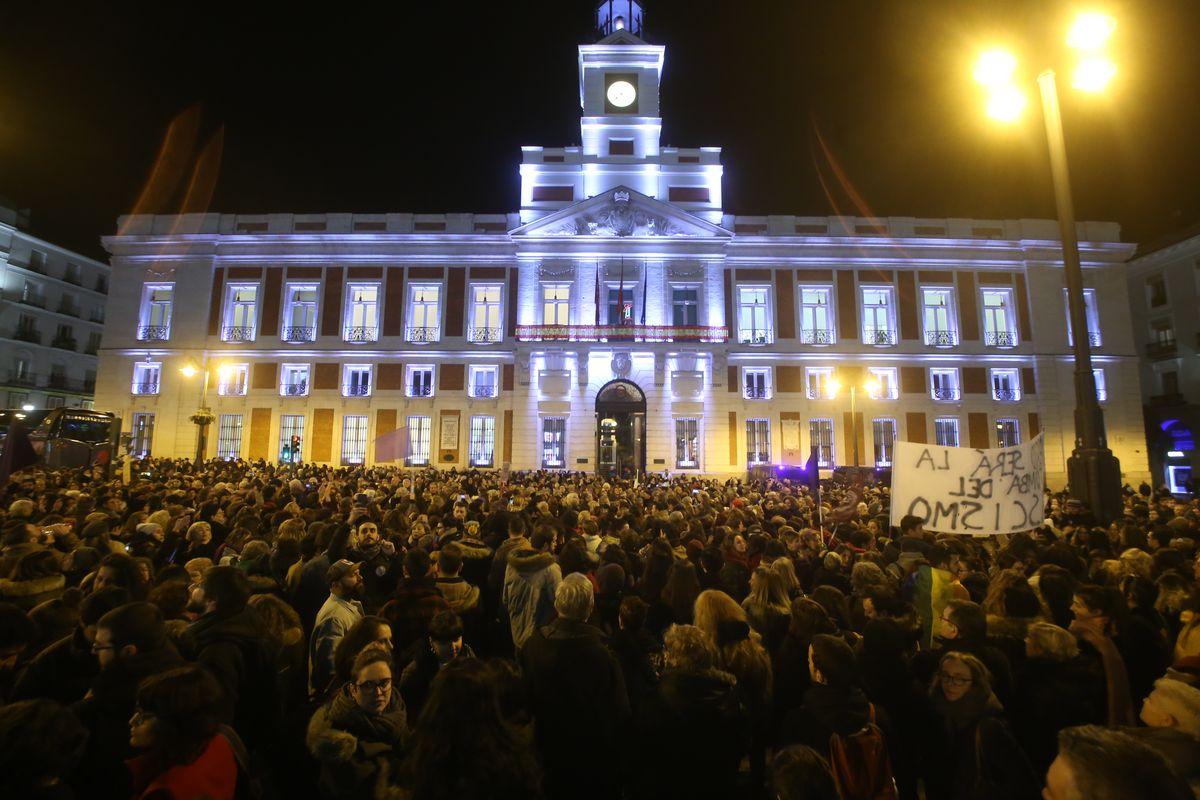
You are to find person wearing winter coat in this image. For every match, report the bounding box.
[381,549,450,656]
[1009,622,1105,775]
[307,647,409,800]
[779,634,886,758]
[627,623,750,800]
[433,543,480,613]
[502,530,561,652]
[924,651,1039,800]
[519,573,629,800]
[0,549,65,610]
[398,610,476,718]
[1124,677,1200,792]
[312,560,367,697]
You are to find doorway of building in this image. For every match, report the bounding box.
[595,379,646,478]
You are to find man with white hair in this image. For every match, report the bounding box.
[1121,678,1200,790]
[519,572,629,800]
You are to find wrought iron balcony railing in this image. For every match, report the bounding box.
[5,371,35,387]
[222,326,255,342]
[18,294,46,309]
[863,328,897,346]
[800,328,834,345]
[932,387,962,401]
[738,329,771,345]
[51,337,76,352]
[469,327,502,343]
[744,386,769,399]
[993,388,1020,401]
[1071,331,1102,347]
[924,330,959,347]
[217,383,246,396]
[470,384,497,398]
[131,382,160,395]
[1146,340,1178,360]
[407,327,440,343]
[280,382,308,396]
[343,326,377,343]
[12,327,41,344]
[282,326,315,343]
[343,384,371,397]
[806,386,832,400]
[137,325,170,341]
[984,330,1017,348]
[407,384,433,397]
[516,324,728,343]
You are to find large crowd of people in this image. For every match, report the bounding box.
[0,456,1198,799]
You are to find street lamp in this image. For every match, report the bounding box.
[828,376,882,467]
[180,359,229,467]
[971,11,1122,522]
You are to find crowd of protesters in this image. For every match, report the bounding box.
[0,457,1199,799]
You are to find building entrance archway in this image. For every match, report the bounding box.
[595,379,646,478]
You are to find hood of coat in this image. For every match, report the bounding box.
[435,576,480,606]
[659,667,739,707]
[0,573,65,598]
[509,548,555,574]
[456,537,493,560]
[187,606,270,650]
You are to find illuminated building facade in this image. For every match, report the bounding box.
[95,2,1149,486]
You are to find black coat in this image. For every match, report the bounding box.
[925,707,1039,800]
[71,646,183,800]
[610,627,662,711]
[12,627,96,705]
[1010,656,1105,774]
[519,618,630,800]
[186,605,282,752]
[627,667,750,800]
[780,683,875,758]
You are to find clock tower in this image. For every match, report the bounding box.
[519,1,723,223]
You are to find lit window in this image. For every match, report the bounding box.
[861,287,896,346]
[468,416,496,467]
[130,413,155,457]
[799,286,834,344]
[469,365,499,398]
[1168,465,1192,494]
[935,417,960,447]
[921,287,958,346]
[469,285,503,343]
[279,415,305,463]
[132,362,161,395]
[407,285,441,342]
[542,284,571,326]
[746,418,771,465]
[138,284,173,341]
[280,364,309,397]
[1064,288,1101,347]
[806,367,835,400]
[1093,368,1107,402]
[406,366,434,398]
[671,287,699,327]
[675,418,700,469]
[217,364,249,396]
[930,368,961,401]
[737,287,771,344]
[223,285,258,342]
[542,417,566,468]
[868,367,899,399]
[996,418,1020,447]
[216,414,243,460]
[343,365,372,397]
[873,419,896,467]
[990,369,1021,402]
[341,415,369,465]
[344,284,380,342]
[607,286,634,325]
[406,416,432,466]
[282,285,318,342]
[982,289,1017,347]
[743,367,771,400]
[809,419,835,466]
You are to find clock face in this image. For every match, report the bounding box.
[606,80,637,109]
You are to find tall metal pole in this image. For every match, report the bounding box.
[191,357,214,469]
[1036,69,1123,522]
[850,386,859,467]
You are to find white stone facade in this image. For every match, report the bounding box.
[93,6,1149,487]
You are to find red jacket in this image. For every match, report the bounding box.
[127,733,237,800]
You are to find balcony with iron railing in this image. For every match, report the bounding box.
[738,328,771,345]
[1070,331,1102,347]
[222,326,255,343]
[16,293,46,309]
[800,328,834,345]
[806,386,833,400]
[84,343,99,355]
[984,330,1017,348]
[993,388,1021,402]
[406,327,440,343]
[470,384,497,399]
[744,386,770,400]
[131,381,160,395]
[469,327,502,344]
[407,384,433,398]
[217,382,246,397]
[282,326,315,343]
[4,370,36,388]
[863,327,897,346]
[1146,339,1178,360]
[516,324,728,343]
[343,384,371,397]
[51,336,76,352]
[924,329,959,348]
[932,387,962,401]
[280,382,308,396]
[343,326,377,343]
[12,327,41,344]
[137,325,170,342]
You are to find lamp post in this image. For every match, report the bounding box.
[971,12,1123,523]
[180,359,228,468]
[828,376,882,467]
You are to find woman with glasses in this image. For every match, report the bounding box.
[307,645,409,799]
[925,651,1038,800]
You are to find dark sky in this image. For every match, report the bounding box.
[1,0,1197,260]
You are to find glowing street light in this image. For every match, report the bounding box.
[973,49,1018,87]
[1072,56,1117,92]
[986,84,1028,121]
[1067,11,1116,51]
[179,359,221,466]
[828,376,882,467]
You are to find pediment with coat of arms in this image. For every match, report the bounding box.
[512,186,730,239]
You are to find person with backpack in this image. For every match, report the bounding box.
[780,633,899,800]
[924,651,1038,800]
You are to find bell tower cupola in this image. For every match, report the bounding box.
[596,0,645,39]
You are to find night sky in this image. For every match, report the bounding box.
[0,0,1197,260]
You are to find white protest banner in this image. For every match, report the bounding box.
[889,433,1045,536]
